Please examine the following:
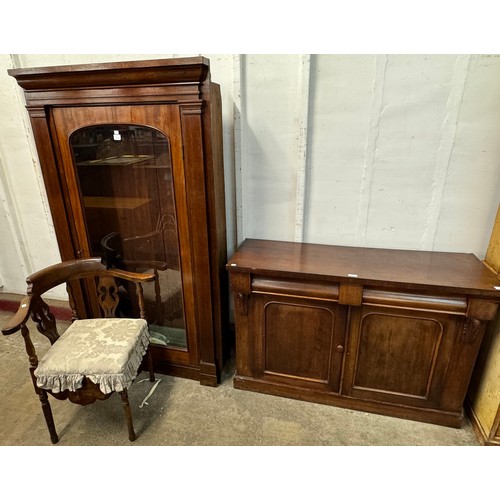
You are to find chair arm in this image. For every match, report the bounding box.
[1,295,32,335]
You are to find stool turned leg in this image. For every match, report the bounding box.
[39,390,59,444]
[119,389,136,441]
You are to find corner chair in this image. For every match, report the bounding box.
[1,258,156,443]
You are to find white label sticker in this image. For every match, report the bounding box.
[494,286,500,291]
[21,303,27,308]
[230,263,237,266]
[347,273,358,278]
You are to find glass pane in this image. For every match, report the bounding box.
[70,125,186,349]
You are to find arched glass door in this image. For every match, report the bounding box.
[70,124,187,349]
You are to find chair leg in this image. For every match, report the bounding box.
[39,390,59,444]
[147,347,155,382]
[119,389,136,441]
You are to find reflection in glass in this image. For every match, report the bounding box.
[70,125,186,349]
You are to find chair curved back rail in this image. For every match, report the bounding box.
[0,258,156,443]
[2,258,155,336]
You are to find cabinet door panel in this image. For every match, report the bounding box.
[354,312,443,397]
[345,306,460,407]
[264,302,334,381]
[50,105,199,367]
[253,295,347,393]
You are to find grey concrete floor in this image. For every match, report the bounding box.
[0,308,480,446]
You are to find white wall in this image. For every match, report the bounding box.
[0,55,62,295]
[237,54,500,253]
[1,54,500,298]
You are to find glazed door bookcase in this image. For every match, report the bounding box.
[9,58,228,386]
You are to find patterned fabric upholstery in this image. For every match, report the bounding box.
[34,318,149,394]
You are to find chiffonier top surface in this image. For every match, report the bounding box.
[227,239,500,297]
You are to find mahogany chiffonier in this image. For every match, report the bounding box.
[9,57,228,386]
[227,238,500,427]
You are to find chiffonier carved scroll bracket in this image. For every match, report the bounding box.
[230,271,251,316]
[236,293,249,316]
[464,298,499,344]
[461,318,483,345]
